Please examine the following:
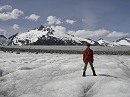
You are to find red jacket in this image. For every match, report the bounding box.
[83,48,94,62]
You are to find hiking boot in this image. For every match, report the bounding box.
[92,70,96,76]
[82,72,86,77]
[82,73,85,77]
[93,74,97,76]
[82,75,86,77]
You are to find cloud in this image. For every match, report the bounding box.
[107,31,129,37]
[12,24,19,30]
[46,16,62,25]
[0,29,6,35]
[68,28,129,41]
[0,5,12,11]
[0,9,24,21]
[72,28,109,38]
[66,19,76,24]
[25,14,40,21]
[51,26,66,33]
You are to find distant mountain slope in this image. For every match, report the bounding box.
[112,37,130,46]
[11,25,99,46]
[0,35,7,45]
[8,33,18,45]
[97,38,110,46]
[97,37,130,46]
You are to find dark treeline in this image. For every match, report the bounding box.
[0,46,130,55]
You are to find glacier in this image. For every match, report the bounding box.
[0,51,130,97]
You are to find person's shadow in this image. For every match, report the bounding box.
[98,74,118,78]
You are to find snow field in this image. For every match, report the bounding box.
[0,51,130,97]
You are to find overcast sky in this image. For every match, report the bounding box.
[0,0,130,41]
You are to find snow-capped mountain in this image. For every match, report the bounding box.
[111,37,130,46]
[0,35,8,45]
[97,38,110,46]
[7,25,130,46]
[11,25,99,46]
[8,33,18,45]
[97,37,130,46]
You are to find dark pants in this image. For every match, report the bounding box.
[83,61,96,76]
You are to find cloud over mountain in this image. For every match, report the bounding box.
[0,29,6,35]
[0,8,24,21]
[107,31,129,37]
[71,28,129,39]
[25,14,40,21]
[46,16,62,25]
[51,26,66,33]
[0,5,12,11]
[66,19,76,24]
[69,28,109,38]
[12,24,19,30]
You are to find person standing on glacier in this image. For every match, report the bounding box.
[83,44,96,77]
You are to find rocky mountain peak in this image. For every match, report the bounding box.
[38,25,54,35]
[0,35,7,39]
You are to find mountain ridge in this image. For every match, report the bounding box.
[0,35,8,45]
[1,25,130,46]
[10,25,99,46]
